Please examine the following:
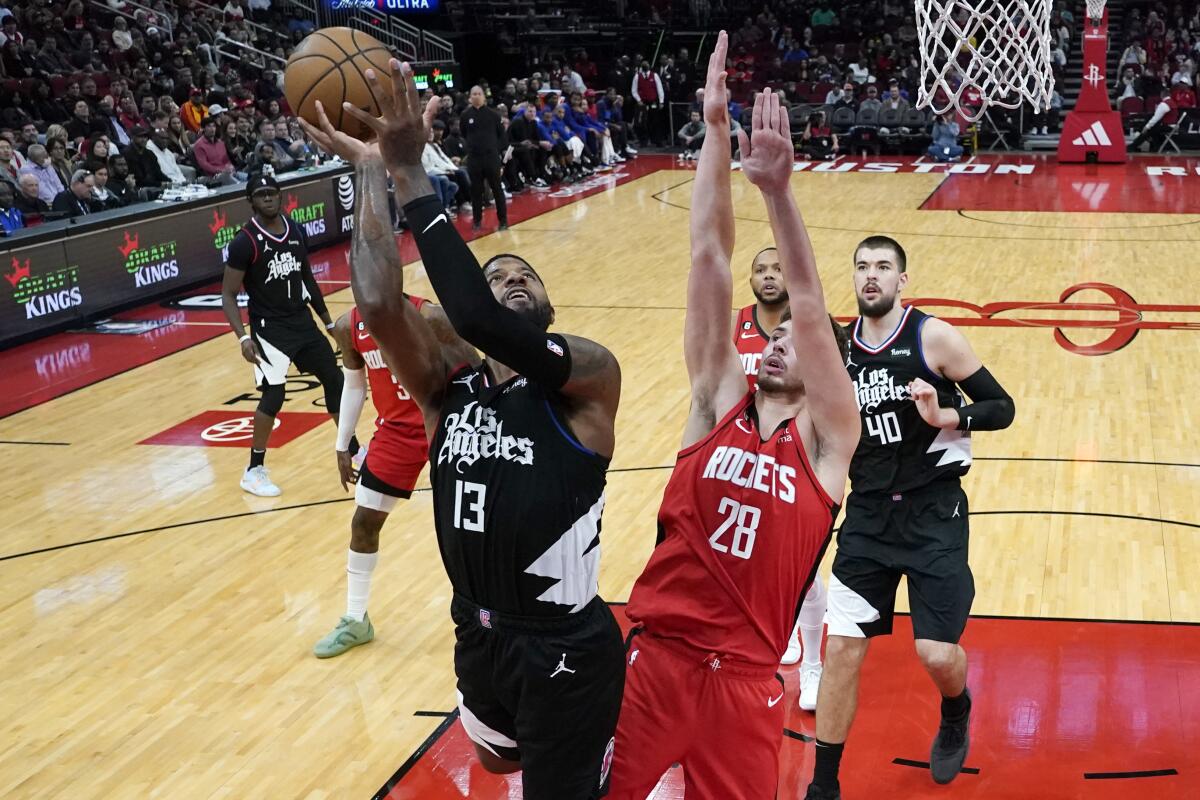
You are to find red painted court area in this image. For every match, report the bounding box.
[918,154,1200,214]
[378,612,1199,800]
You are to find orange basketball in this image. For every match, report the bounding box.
[284,27,394,141]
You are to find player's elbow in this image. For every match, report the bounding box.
[995,396,1015,429]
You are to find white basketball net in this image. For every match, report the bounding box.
[1086,0,1107,23]
[915,0,1054,123]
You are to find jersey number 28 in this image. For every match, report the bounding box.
[709,497,760,560]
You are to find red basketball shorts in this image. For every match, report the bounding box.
[355,422,428,513]
[607,631,786,800]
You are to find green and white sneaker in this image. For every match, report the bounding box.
[313,613,374,658]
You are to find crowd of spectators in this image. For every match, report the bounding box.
[11,0,1171,235]
[0,0,321,234]
[1113,2,1200,150]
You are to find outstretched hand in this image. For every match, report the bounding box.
[737,89,793,194]
[297,100,380,165]
[702,31,730,126]
[340,58,440,174]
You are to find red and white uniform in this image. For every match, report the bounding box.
[609,394,838,799]
[734,304,770,389]
[350,301,429,501]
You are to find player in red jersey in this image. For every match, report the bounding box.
[734,247,830,705]
[313,297,477,658]
[733,247,787,388]
[608,34,861,800]
[735,249,828,707]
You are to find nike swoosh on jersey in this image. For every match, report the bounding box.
[767,692,785,708]
[740,331,762,339]
[422,213,448,233]
[357,332,371,340]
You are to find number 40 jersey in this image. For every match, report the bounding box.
[844,306,972,495]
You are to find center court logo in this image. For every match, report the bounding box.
[118,230,180,288]
[6,256,84,319]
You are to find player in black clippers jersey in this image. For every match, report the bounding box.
[220,174,346,497]
[299,64,624,800]
[805,236,1015,800]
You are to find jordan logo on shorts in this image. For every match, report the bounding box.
[551,653,576,678]
[953,502,961,518]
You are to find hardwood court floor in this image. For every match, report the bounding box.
[1,155,1199,798]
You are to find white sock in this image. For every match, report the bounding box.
[346,549,378,622]
[799,575,828,668]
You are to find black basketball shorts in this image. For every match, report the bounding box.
[827,482,975,644]
[451,594,626,800]
[249,316,336,388]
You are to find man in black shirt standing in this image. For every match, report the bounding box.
[460,85,508,232]
[220,174,347,497]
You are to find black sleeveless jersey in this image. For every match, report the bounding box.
[224,215,314,322]
[430,363,610,617]
[845,306,971,495]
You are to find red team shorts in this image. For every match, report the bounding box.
[607,630,786,800]
[354,421,428,513]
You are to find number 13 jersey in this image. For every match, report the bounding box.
[626,393,837,668]
[845,306,972,495]
[430,364,610,618]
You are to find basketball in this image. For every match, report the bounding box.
[284,27,394,141]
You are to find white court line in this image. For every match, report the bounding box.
[168,321,231,326]
[913,155,926,164]
[965,154,977,164]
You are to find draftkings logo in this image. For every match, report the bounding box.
[118,230,180,288]
[6,256,84,319]
[209,208,240,258]
[286,194,327,238]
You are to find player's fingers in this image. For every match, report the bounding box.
[423,94,440,131]
[764,89,777,134]
[736,128,750,159]
[343,102,385,135]
[399,60,421,116]
[311,100,338,138]
[752,91,764,132]
[778,104,790,139]
[363,67,395,119]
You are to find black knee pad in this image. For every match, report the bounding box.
[257,382,286,417]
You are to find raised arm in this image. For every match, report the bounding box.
[299,103,458,428]
[681,30,750,448]
[340,58,620,450]
[738,90,860,468]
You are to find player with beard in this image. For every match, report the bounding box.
[805,236,1015,799]
[608,35,860,800]
[734,246,828,708]
[300,61,625,800]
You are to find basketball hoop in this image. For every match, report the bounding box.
[1085,0,1107,24]
[915,0,1055,123]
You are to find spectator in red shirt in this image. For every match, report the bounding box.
[192,117,238,184]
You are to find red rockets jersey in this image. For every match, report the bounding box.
[349,299,427,430]
[626,393,838,667]
[734,304,770,389]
